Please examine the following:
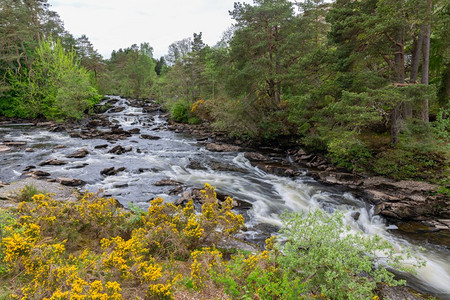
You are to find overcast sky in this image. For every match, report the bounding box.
[48,0,250,59]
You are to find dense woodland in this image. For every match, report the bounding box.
[0,0,449,184]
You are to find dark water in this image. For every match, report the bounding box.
[1,96,449,298]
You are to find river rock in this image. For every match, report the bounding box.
[169,186,184,195]
[154,179,182,186]
[205,143,241,152]
[209,161,246,173]
[111,106,125,113]
[186,160,207,170]
[39,159,67,166]
[94,144,109,149]
[3,141,27,146]
[66,148,89,158]
[140,134,161,140]
[25,170,51,178]
[23,166,36,171]
[66,163,89,170]
[54,145,67,149]
[100,167,126,176]
[128,128,141,134]
[57,177,85,186]
[25,148,34,152]
[108,145,132,155]
[0,145,10,152]
[244,152,269,161]
[258,163,300,177]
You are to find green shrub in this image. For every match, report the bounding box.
[276,210,423,300]
[327,131,372,171]
[12,184,46,203]
[170,100,189,123]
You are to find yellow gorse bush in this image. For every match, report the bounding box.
[0,184,247,299]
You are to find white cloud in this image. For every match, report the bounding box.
[48,0,248,58]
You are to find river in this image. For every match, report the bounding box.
[0,96,449,298]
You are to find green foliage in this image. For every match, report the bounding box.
[276,210,422,300]
[7,38,101,120]
[103,43,157,99]
[12,184,46,203]
[327,131,373,171]
[169,99,190,123]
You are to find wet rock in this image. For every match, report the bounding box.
[111,106,125,113]
[205,143,241,152]
[66,163,89,170]
[114,183,129,188]
[140,134,161,140]
[49,125,66,132]
[100,167,126,176]
[186,160,207,170]
[351,211,361,221]
[3,140,27,146]
[23,166,36,172]
[128,128,141,134]
[39,159,67,166]
[108,145,132,155]
[244,152,268,162]
[154,179,182,186]
[0,145,11,152]
[25,148,34,152]
[53,145,67,150]
[195,136,209,142]
[169,186,184,195]
[94,144,109,149]
[258,163,300,177]
[57,177,85,186]
[25,170,51,177]
[251,223,280,235]
[66,148,89,158]
[209,161,246,173]
[142,106,160,113]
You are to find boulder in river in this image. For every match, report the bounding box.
[209,161,246,173]
[39,159,67,166]
[244,152,269,162]
[25,170,51,178]
[3,140,27,146]
[107,145,132,155]
[140,134,161,140]
[128,128,141,134]
[205,143,241,152]
[186,160,207,170]
[100,167,126,176]
[154,179,182,186]
[66,148,89,158]
[57,177,85,186]
[0,145,10,152]
[94,144,109,149]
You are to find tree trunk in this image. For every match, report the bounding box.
[390,31,405,145]
[420,0,431,123]
[410,26,425,83]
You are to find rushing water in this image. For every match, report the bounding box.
[1,96,449,298]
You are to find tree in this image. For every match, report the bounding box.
[8,38,100,120]
[104,43,157,98]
